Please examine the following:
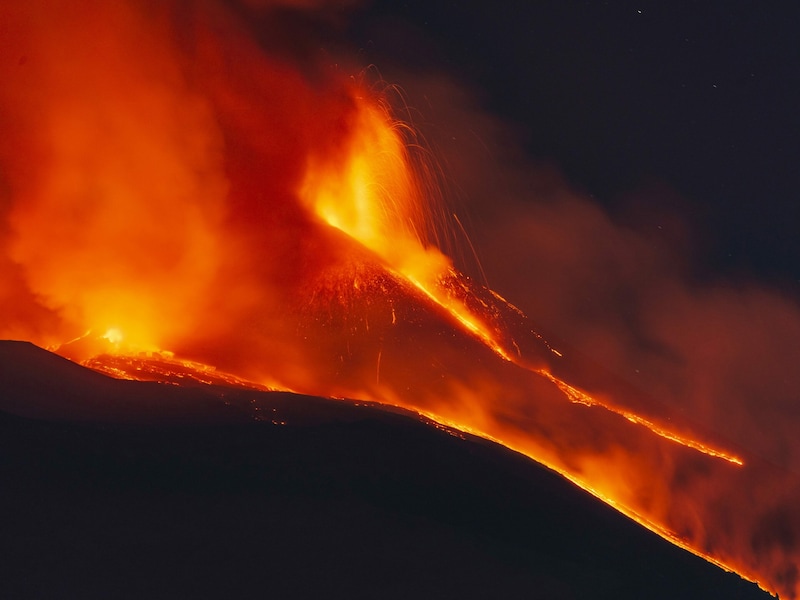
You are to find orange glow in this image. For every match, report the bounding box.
[299,95,516,364]
[0,2,796,598]
[101,328,125,346]
[536,369,745,466]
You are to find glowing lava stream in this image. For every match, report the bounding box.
[410,407,757,586]
[402,268,745,467]
[535,369,744,466]
[299,92,744,470]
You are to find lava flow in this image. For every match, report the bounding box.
[0,1,798,598]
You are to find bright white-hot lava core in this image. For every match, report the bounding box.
[0,1,798,598]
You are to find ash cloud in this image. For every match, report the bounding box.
[0,0,360,355]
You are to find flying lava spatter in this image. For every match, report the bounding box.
[0,1,797,598]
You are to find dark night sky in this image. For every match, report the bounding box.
[346,1,800,288]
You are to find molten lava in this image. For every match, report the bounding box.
[0,1,797,598]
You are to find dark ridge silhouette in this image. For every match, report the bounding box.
[0,340,770,599]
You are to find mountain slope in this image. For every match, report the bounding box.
[0,340,770,599]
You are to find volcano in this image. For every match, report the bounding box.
[0,340,769,599]
[2,1,798,597]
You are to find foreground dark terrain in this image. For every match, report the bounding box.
[0,341,770,599]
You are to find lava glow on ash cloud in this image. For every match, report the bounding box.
[1,1,799,598]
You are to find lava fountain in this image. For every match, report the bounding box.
[0,1,797,598]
